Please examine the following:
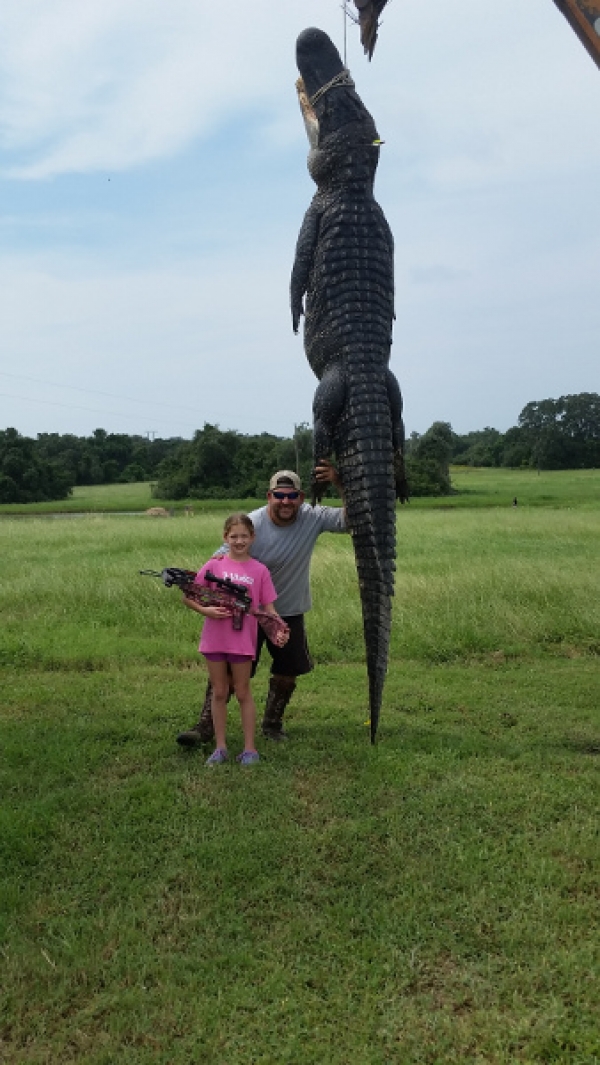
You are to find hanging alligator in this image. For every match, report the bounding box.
[291,27,407,742]
[349,0,600,68]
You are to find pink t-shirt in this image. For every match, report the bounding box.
[194,556,277,657]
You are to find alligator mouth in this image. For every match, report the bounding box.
[296,75,382,152]
[296,77,319,148]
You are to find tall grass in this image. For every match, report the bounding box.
[2,507,598,671]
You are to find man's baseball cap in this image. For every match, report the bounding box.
[269,470,302,492]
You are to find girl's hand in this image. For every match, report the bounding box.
[274,626,289,647]
[204,606,231,620]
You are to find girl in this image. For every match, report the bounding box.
[183,513,287,766]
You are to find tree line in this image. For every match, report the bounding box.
[0,428,182,504]
[1,392,598,504]
[441,392,600,471]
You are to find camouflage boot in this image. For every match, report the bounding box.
[261,676,296,741]
[176,682,215,747]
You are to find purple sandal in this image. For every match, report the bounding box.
[237,750,260,766]
[205,748,229,766]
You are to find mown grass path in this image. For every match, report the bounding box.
[1,483,599,1063]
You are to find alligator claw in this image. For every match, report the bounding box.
[310,478,326,506]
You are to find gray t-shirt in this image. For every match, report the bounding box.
[217,504,346,616]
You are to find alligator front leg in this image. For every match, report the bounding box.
[291,200,321,334]
[311,365,346,504]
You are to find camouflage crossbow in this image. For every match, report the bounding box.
[140,567,290,644]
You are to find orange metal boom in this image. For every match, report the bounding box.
[551,1,600,68]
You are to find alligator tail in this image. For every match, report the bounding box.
[335,364,396,743]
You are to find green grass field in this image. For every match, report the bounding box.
[446,466,600,510]
[0,481,251,515]
[1,472,599,1063]
[0,464,598,515]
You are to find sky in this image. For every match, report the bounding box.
[1,0,599,443]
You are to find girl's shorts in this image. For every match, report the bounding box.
[203,653,253,664]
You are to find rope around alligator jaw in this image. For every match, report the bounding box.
[309,68,355,106]
[308,69,383,146]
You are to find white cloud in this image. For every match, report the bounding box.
[0,0,347,177]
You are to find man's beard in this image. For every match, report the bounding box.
[272,505,297,524]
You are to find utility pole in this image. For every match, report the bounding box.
[293,424,300,473]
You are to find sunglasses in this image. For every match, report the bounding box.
[271,490,300,501]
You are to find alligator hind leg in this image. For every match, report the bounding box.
[386,368,409,502]
[312,366,346,504]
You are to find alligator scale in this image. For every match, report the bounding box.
[291,27,407,742]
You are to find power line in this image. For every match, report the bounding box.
[0,391,310,439]
[0,369,207,418]
[0,391,200,433]
[0,372,300,434]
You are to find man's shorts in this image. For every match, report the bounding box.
[251,615,313,678]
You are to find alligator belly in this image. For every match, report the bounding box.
[304,204,394,380]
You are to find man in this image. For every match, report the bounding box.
[176,461,346,746]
